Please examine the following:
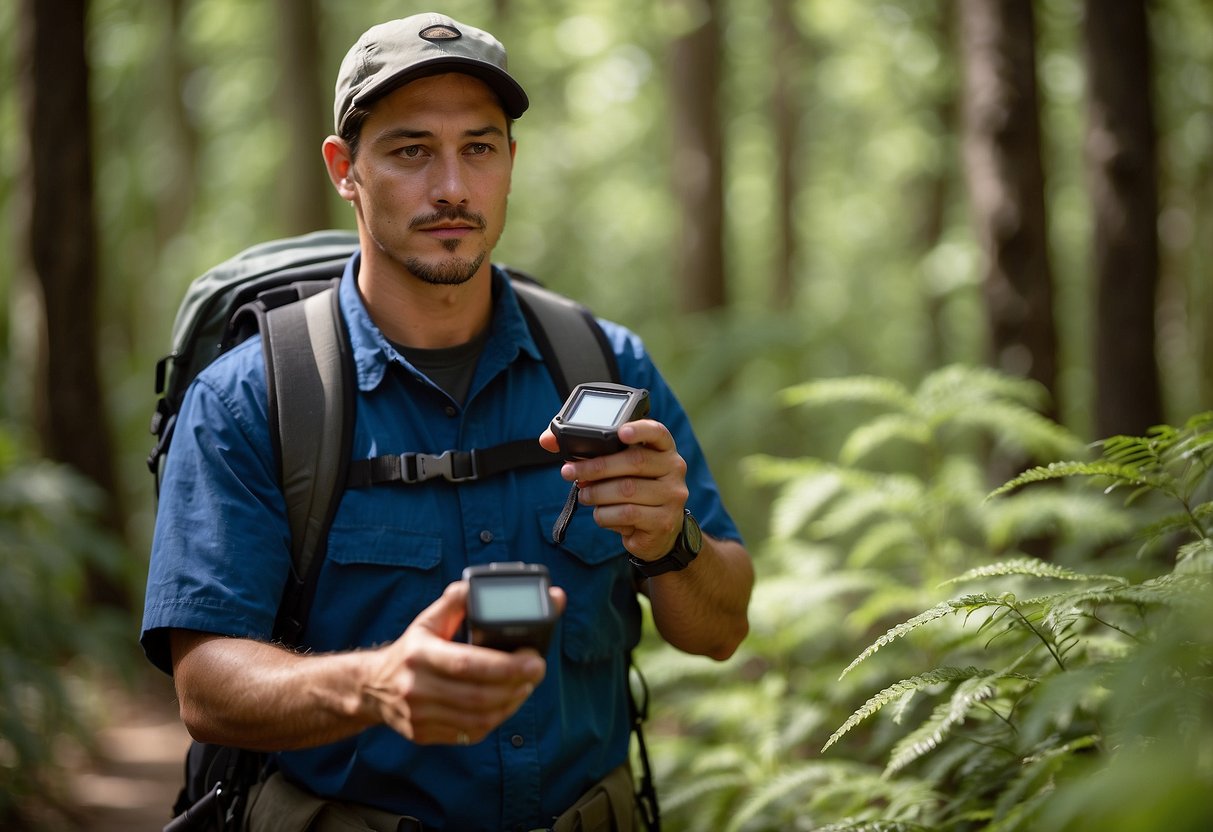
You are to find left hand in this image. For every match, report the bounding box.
[539,420,688,561]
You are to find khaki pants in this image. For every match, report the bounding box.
[246,765,636,832]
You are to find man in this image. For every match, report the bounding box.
[142,12,752,831]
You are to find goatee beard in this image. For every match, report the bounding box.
[405,250,486,286]
[404,205,490,285]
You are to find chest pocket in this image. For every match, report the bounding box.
[304,518,446,653]
[538,502,641,664]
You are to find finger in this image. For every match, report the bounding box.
[616,419,675,451]
[538,428,560,453]
[410,581,469,642]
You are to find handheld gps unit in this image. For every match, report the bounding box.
[550,382,651,459]
[462,562,558,653]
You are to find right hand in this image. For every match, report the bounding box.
[361,580,561,745]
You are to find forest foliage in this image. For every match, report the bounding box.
[2,0,1212,828]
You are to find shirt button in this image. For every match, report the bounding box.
[510,734,525,748]
[479,530,494,544]
[444,405,457,417]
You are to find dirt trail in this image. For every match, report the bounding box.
[66,674,191,832]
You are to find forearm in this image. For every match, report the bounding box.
[644,536,752,661]
[171,630,377,751]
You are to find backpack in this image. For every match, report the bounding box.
[150,230,659,831]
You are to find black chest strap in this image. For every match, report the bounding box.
[345,440,555,488]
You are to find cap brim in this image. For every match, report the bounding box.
[353,58,529,121]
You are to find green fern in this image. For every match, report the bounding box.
[781,375,915,411]
[839,413,932,464]
[941,556,1127,587]
[823,667,996,752]
[839,595,1006,680]
[986,461,1171,500]
[884,675,1003,776]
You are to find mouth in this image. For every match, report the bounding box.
[420,222,480,239]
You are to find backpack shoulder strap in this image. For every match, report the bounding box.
[508,270,621,395]
[257,280,355,645]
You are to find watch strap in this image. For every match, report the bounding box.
[629,510,701,578]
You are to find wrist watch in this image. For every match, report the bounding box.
[629,509,703,578]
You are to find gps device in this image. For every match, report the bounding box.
[550,382,651,459]
[462,562,557,653]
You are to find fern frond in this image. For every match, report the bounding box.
[815,822,936,832]
[769,470,845,539]
[1100,432,1171,471]
[839,595,1003,680]
[660,771,748,815]
[946,401,1085,460]
[884,676,999,776]
[813,476,924,540]
[848,519,919,568]
[823,667,995,753]
[840,413,933,464]
[723,762,835,832]
[918,364,1049,410]
[741,453,828,486]
[941,557,1128,587]
[1176,538,1213,572]
[781,376,914,411]
[986,461,1171,500]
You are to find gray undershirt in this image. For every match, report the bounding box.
[394,328,489,405]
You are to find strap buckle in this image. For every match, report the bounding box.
[402,450,478,483]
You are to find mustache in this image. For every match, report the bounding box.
[409,206,487,230]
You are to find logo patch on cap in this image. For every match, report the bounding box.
[420,24,462,42]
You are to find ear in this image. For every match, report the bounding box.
[322,136,357,201]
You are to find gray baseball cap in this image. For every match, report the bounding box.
[333,12,529,133]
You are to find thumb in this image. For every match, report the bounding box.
[409,581,468,642]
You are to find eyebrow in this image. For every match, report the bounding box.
[371,125,507,145]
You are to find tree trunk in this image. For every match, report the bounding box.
[771,0,804,309]
[958,0,1060,420]
[275,0,333,234]
[18,0,129,607]
[1083,0,1163,437]
[668,0,726,312]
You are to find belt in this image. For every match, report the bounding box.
[249,764,634,831]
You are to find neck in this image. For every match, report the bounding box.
[356,242,494,349]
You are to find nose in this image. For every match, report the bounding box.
[431,154,469,207]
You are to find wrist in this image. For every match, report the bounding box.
[629,509,703,578]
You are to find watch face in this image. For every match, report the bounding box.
[683,511,703,554]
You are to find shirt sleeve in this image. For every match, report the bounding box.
[140,339,294,675]
[598,319,744,546]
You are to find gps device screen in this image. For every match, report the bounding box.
[462,562,557,653]
[551,383,650,459]
[476,578,546,622]
[567,389,630,427]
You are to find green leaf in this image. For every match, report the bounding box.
[781,376,914,411]
[941,557,1128,587]
[823,667,995,753]
[839,595,1004,679]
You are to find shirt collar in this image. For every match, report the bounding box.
[339,252,544,393]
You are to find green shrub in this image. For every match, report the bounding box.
[639,368,1211,831]
[0,425,132,825]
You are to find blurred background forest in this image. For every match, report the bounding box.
[3,0,1212,829]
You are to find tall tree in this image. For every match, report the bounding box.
[18,0,128,607]
[275,0,333,234]
[668,0,726,312]
[1082,0,1163,437]
[771,0,805,308]
[958,0,1060,419]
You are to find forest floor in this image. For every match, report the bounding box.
[61,672,190,832]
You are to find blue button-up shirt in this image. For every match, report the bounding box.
[142,255,741,829]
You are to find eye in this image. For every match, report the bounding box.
[466,143,493,156]
[397,145,426,159]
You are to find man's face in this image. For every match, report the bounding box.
[348,73,515,286]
